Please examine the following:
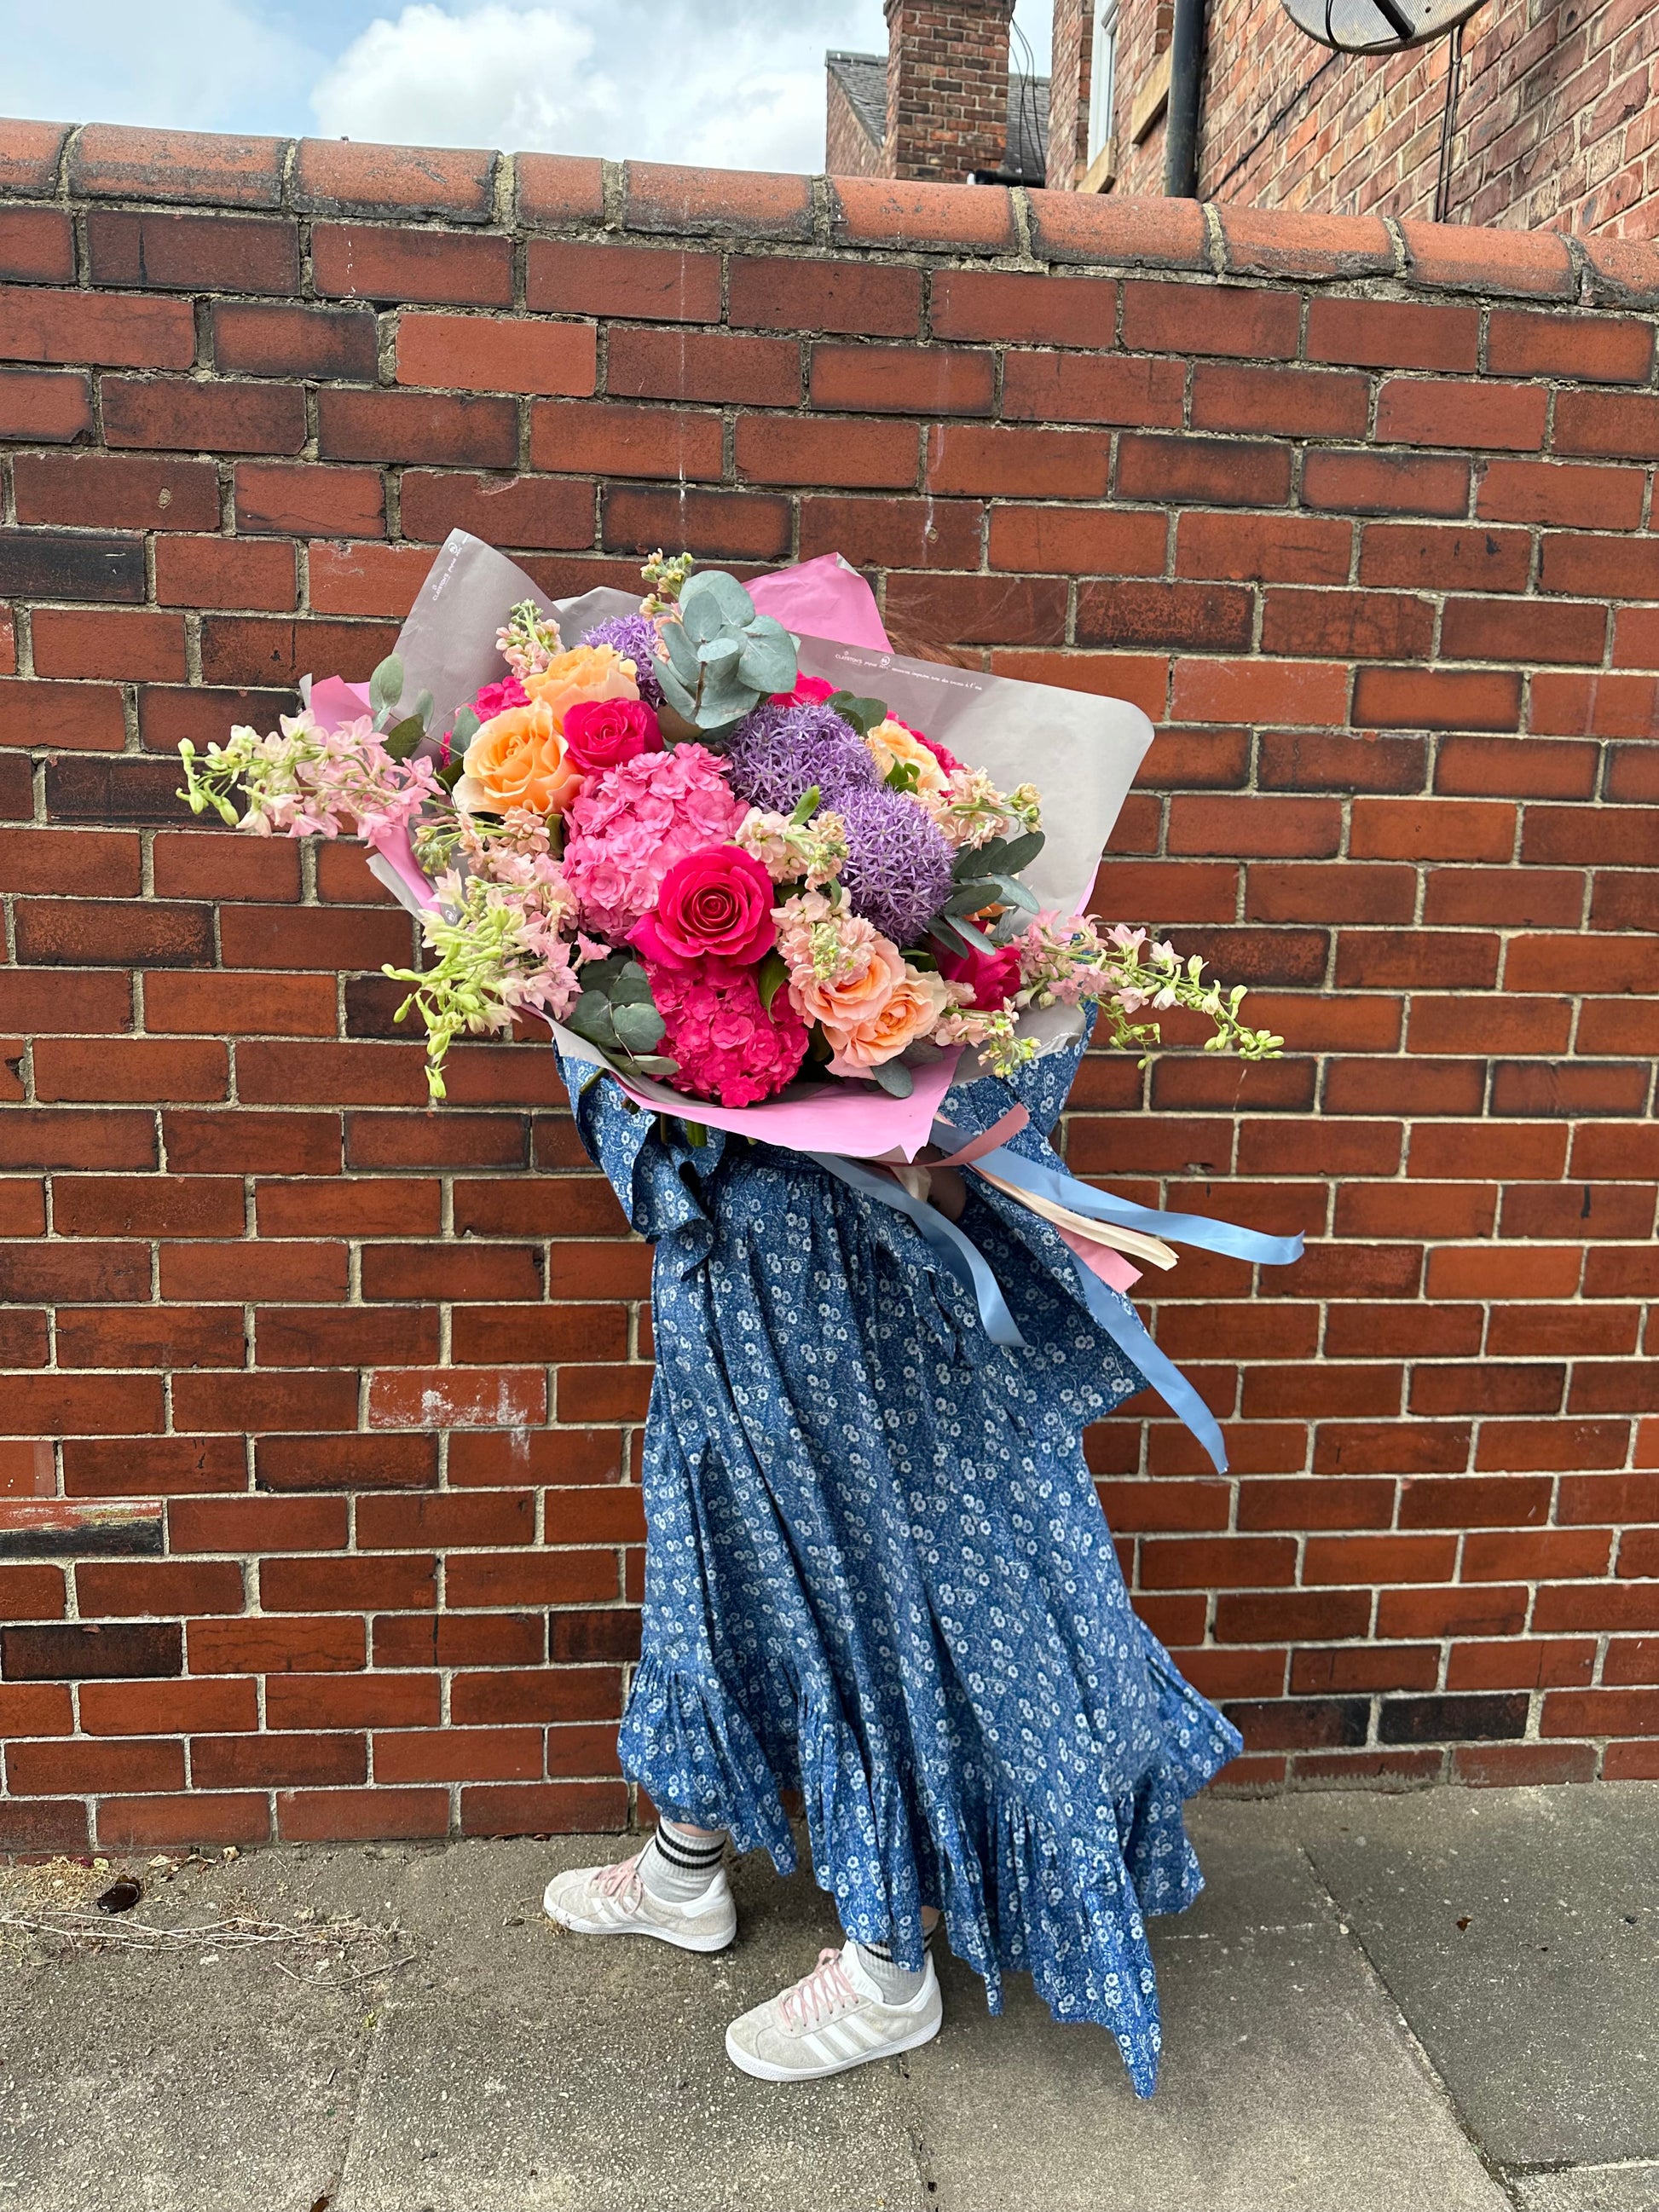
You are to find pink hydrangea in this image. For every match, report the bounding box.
[560,742,745,941]
[645,956,808,1107]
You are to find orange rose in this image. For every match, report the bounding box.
[454,699,582,818]
[791,932,905,1029]
[823,967,953,1072]
[865,718,947,801]
[525,644,639,731]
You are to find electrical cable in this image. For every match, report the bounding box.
[1433,20,1465,220]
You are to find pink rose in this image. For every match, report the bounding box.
[629,844,776,969]
[563,696,663,774]
[770,673,837,707]
[939,941,1022,1010]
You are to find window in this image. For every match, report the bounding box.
[1087,0,1120,166]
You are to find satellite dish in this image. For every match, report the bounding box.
[1281,0,1482,52]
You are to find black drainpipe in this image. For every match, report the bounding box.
[1164,0,1207,199]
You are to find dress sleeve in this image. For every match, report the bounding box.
[556,1044,728,1263]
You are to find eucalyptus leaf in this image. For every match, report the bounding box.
[613,1000,666,1054]
[450,706,480,748]
[565,994,619,1048]
[996,829,1045,875]
[935,912,998,957]
[609,962,655,1007]
[656,658,697,719]
[737,625,796,694]
[681,569,754,628]
[698,636,741,672]
[368,654,404,713]
[382,713,428,761]
[944,883,998,916]
[627,1054,680,1077]
[868,1059,914,1097]
[411,689,434,731]
[662,623,702,682]
[436,758,465,792]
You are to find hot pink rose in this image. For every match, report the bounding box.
[628,844,777,968]
[769,673,838,707]
[939,941,1022,1009]
[563,696,663,774]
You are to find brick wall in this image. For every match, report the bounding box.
[1,123,1657,1856]
[1058,0,1659,230]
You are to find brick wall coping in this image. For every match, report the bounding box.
[3,118,1657,309]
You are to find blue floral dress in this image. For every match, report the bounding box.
[562,1027,1240,2096]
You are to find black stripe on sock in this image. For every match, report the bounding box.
[653,1827,724,1870]
[863,1925,936,1962]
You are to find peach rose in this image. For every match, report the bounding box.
[791,931,905,1029]
[824,965,953,1072]
[865,718,948,802]
[525,644,639,731]
[454,699,582,818]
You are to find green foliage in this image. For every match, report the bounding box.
[824,688,887,737]
[653,570,799,731]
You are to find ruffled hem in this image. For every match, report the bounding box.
[619,1633,1240,2099]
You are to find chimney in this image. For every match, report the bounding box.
[884,0,1018,182]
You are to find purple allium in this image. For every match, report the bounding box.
[723,700,880,814]
[835,783,955,948]
[581,614,665,707]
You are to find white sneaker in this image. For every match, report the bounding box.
[541,1847,736,1954]
[725,1941,942,2082]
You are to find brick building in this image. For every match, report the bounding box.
[1050,0,1659,230]
[832,0,1659,236]
[1,119,1657,1850]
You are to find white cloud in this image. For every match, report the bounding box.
[310,0,886,171]
[0,0,321,133]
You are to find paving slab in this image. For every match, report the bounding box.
[906,1808,1509,2212]
[1507,2164,1659,2212]
[332,1839,927,2212]
[1288,1783,1659,2169]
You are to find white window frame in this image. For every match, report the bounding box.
[1087,0,1121,166]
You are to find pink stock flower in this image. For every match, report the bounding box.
[628,844,776,969]
[560,743,745,941]
[644,956,808,1107]
[473,674,529,724]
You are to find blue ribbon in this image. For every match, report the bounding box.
[806,1152,1027,1348]
[814,1128,1304,1474]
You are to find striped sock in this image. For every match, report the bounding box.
[855,1922,936,2004]
[638,1816,726,1904]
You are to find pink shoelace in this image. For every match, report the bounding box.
[778,1946,858,2031]
[591,1851,647,1910]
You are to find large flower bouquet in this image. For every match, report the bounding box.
[179,540,1280,1120]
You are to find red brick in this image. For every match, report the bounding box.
[737,413,919,490]
[530,398,722,482]
[814,343,999,418]
[1401,222,1573,298]
[0,287,196,370]
[1376,378,1546,452]
[1003,351,1183,429]
[254,1434,434,1493]
[602,486,791,563]
[9,1738,186,1793]
[1359,523,1531,594]
[234,461,385,539]
[1539,532,1659,599]
[312,224,512,308]
[397,470,594,550]
[1171,658,1349,726]
[294,137,492,221]
[1304,297,1478,371]
[802,494,985,572]
[0,366,91,441]
[153,534,296,612]
[1119,434,1292,508]
[1436,736,1597,800]
[1477,459,1645,529]
[1119,281,1298,361]
[830,176,1014,252]
[1555,390,1659,462]
[1353,667,1522,732]
[1454,1742,1598,1787]
[0,207,72,282]
[514,152,606,226]
[1199,361,1372,438]
[1176,511,1351,584]
[527,241,720,322]
[211,302,377,381]
[318,389,515,468]
[630,163,814,241]
[930,268,1114,347]
[461,1780,627,1835]
[1302,449,1470,517]
[14,451,220,531]
[1441,597,1606,667]
[990,505,1166,576]
[86,210,298,294]
[0,119,70,197]
[101,376,305,455]
[396,312,596,397]
[1489,310,1654,383]
[610,328,799,407]
[276,1786,449,1841]
[70,123,286,207]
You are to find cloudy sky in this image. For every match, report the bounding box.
[3,0,1052,175]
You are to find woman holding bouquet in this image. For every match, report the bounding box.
[540,627,1244,2094]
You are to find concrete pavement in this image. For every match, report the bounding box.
[1,1783,1654,2211]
